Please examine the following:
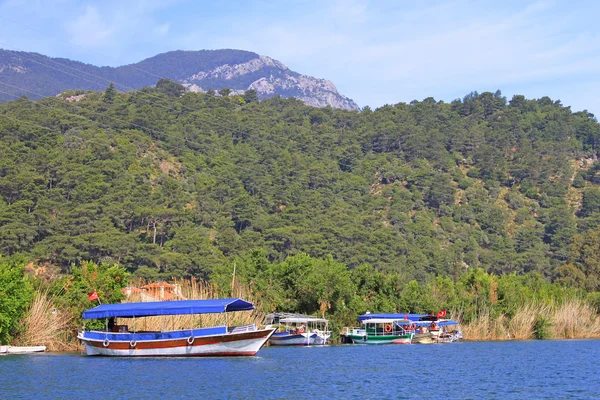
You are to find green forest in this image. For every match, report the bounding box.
[2,82,600,343]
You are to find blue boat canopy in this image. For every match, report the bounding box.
[395,320,459,327]
[358,313,428,322]
[82,298,254,319]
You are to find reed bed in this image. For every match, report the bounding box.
[459,299,600,340]
[507,302,550,340]
[551,299,600,338]
[13,290,77,351]
[119,277,265,332]
[459,312,512,341]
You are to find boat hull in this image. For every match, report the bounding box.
[345,333,412,345]
[412,330,461,344]
[268,331,331,346]
[412,334,436,344]
[392,337,412,344]
[269,332,316,346]
[78,328,275,357]
[312,333,331,345]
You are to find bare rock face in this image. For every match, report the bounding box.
[0,64,27,74]
[182,55,359,110]
[64,94,86,102]
[181,83,205,93]
[187,56,287,81]
[249,77,276,94]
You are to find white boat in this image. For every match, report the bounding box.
[404,320,462,344]
[0,345,46,354]
[78,298,275,357]
[265,313,331,346]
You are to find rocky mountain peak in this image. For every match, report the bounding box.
[181,54,358,110]
[0,48,359,110]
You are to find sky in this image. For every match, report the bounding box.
[0,0,599,113]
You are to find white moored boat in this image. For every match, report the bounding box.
[77,298,275,357]
[265,313,331,346]
[0,345,46,354]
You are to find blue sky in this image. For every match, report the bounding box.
[0,0,599,113]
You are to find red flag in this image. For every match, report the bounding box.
[404,313,409,320]
[437,309,447,318]
[88,291,99,301]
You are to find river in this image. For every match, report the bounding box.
[1,339,599,399]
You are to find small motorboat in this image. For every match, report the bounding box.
[0,345,46,354]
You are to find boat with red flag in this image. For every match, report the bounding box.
[341,310,461,345]
[77,298,275,357]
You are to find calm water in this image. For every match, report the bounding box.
[1,340,599,399]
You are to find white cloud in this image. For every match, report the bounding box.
[67,6,116,47]
[155,23,170,36]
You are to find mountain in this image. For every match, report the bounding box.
[0,49,359,110]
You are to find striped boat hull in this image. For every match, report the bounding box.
[269,332,316,346]
[345,333,413,345]
[79,328,275,357]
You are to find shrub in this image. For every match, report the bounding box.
[0,255,34,344]
[533,314,552,339]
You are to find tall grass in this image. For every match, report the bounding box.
[119,277,265,332]
[460,312,511,341]
[13,290,77,351]
[551,299,600,338]
[459,299,600,340]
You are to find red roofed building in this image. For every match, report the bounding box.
[122,282,185,302]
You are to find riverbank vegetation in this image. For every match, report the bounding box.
[2,254,599,348]
[1,84,600,346]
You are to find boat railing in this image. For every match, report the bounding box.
[349,327,366,335]
[228,324,257,334]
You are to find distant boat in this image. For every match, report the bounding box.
[264,313,331,346]
[410,321,462,344]
[0,345,46,354]
[77,298,275,357]
[354,312,462,344]
[340,318,414,345]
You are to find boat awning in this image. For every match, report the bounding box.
[82,298,254,319]
[361,318,410,324]
[279,317,328,323]
[358,313,427,322]
[437,320,459,326]
[395,319,460,327]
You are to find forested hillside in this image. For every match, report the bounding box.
[1,86,600,292]
[0,49,259,97]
